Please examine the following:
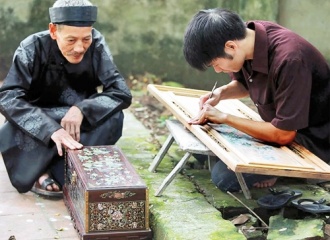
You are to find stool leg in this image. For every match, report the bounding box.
[235,172,252,199]
[155,152,192,197]
[207,156,217,172]
[148,135,174,172]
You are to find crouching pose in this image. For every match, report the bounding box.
[0,0,132,197]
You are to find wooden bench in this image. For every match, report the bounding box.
[149,119,252,198]
[149,119,253,198]
[147,84,330,199]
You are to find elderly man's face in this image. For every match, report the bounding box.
[49,23,93,64]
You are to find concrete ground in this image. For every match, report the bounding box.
[1,108,330,240]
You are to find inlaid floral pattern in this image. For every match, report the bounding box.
[76,146,145,188]
[100,191,136,199]
[89,201,146,231]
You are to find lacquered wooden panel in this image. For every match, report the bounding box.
[147,84,330,180]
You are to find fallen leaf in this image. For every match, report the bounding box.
[231,214,251,225]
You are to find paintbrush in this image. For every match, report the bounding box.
[209,81,218,99]
[198,81,218,128]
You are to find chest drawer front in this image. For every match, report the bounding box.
[88,196,147,231]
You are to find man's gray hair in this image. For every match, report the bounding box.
[53,0,93,8]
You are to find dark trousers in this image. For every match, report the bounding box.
[1,111,124,193]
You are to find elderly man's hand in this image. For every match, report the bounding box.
[61,106,84,141]
[51,128,83,156]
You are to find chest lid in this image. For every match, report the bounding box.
[66,145,146,189]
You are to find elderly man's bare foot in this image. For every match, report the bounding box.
[38,172,60,192]
[253,178,277,188]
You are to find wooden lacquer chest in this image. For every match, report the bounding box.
[64,145,152,240]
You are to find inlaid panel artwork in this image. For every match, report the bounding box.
[209,123,312,168]
[147,84,330,180]
[74,146,146,188]
[89,201,147,231]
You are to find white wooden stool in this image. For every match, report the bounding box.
[148,119,217,196]
[149,119,252,199]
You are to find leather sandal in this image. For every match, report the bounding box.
[31,177,63,198]
[257,188,302,210]
[291,198,330,214]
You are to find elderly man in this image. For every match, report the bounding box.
[183,8,330,192]
[0,0,132,197]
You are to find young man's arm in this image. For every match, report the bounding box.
[191,80,296,145]
[190,103,296,145]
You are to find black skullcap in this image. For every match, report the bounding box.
[49,6,97,26]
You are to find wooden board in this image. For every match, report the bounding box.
[147,84,330,180]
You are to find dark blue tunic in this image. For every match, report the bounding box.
[0,28,132,192]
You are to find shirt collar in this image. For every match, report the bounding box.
[247,21,268,75]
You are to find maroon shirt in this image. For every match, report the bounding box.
[230,21,330,162]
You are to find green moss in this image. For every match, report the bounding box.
[116,109,330,240]
[209,230,245,240]
[267,215,324,240]
[185,169,259,209]
[149,195,245,240]
[117,130,247,239]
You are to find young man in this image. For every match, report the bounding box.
[183,8,330,192]
[0,0,132,197]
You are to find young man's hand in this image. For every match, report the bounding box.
[198,90,219,110]
[189,104,227,125]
